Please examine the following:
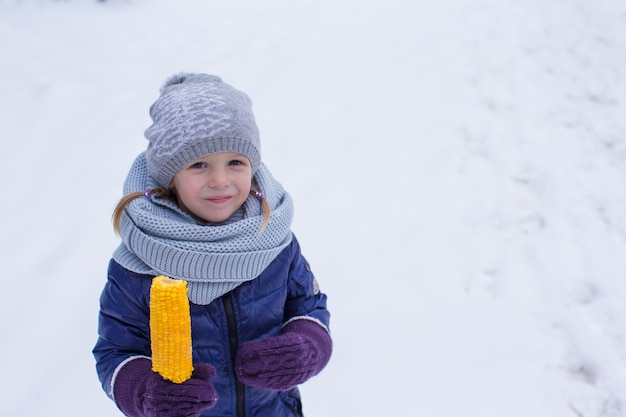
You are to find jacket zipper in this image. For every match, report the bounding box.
[223,293,246,417]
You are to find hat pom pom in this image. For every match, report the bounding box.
[160,73,194,93]
[160,73,224,93]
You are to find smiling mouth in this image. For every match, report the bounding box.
[206,196,232,204]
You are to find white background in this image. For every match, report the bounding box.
[1,0,626,416]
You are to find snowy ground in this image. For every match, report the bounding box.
[1,0,626,416]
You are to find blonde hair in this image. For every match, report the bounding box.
[112,188,270,235]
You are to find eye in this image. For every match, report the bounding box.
[229,159,245,166]
[190,161,207,169]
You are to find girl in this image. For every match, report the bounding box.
[93,73,332,417]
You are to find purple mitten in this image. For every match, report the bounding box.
[235,318,332,391]
[113,358,218,417]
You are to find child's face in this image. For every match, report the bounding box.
[170,152,253,223]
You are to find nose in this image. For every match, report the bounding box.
[207,167,230,188]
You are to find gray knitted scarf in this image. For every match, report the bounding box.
[113,152,294,305]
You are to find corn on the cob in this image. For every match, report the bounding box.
[149,275,194,383]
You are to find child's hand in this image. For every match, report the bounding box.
[114,358,218,417]
[235,319,332,391]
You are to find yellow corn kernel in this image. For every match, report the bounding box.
[149,275,193,383]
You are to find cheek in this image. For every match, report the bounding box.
[242,182,253,198]
[174,179,201,201]
[236,172,253,192]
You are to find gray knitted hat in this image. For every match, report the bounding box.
[144,73,261,188]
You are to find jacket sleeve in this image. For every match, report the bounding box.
[283,235,331,331]
[92,259,152,398]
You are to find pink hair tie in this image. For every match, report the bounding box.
[143,188,153,198]
[253,190,265,200]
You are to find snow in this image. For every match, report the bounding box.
[1,0,626,415]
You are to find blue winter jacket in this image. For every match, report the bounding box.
[93,235,330,417]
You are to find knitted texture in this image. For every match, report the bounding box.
[113,358,217,417]
[145,73,261,188]
[113,152,293,305]
[235,318,333,391]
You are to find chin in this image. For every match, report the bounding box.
[202,212,232,223]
